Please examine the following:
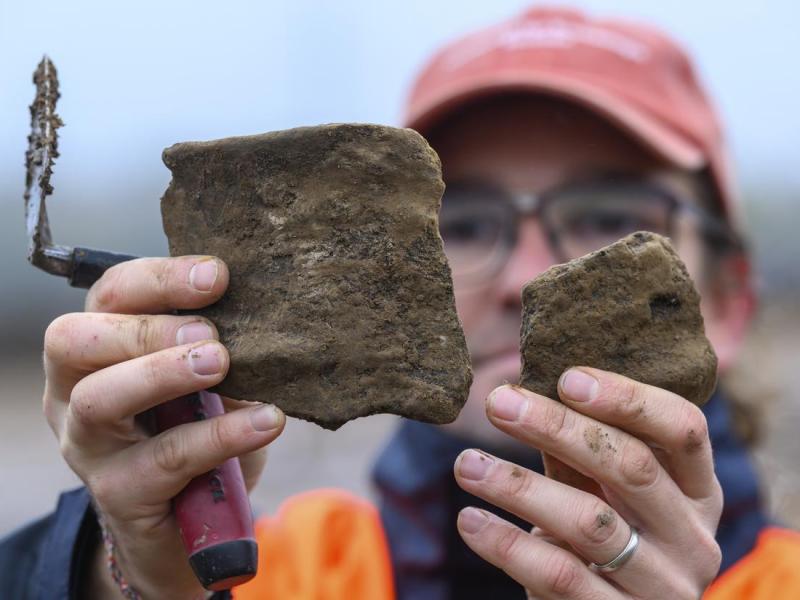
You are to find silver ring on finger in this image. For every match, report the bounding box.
[589,527,639,574]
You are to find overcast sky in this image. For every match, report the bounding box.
[2,0,798,199]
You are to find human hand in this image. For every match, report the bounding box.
[454,368,723,599]
[43,256,285,599]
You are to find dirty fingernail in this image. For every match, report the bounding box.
[189,259,218,292]
[459,507,489,534]
[458,449,494,481]
[560,369,598,402]
[489,386,526,421]
[189,343,223,375]
[251,405,282,432]
[176,321,214,346]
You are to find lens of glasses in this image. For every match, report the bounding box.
[545,182,674,260]
[439,183,515,283]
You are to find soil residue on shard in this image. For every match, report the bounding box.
[520,231,717,407]
[160,124,472,429]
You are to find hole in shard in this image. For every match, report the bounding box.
[649,294,681,319]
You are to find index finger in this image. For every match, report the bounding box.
[557,367,720,502]
[85,256,229,314]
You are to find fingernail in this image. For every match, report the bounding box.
[459,507,488,534]
[176,321,214,346]
[489,386,526,421]
[560,369,598,402]
[458,449,494,480]
[251,405,282,431]
[188,343,223,375]
[189,259,218,292]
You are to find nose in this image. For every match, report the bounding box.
[494,217,558,309]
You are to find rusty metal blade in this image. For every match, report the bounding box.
[24,56,72,276]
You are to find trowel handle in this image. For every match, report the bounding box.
[69,246,138,288]
[72,252,258,589]
[154,391,258,591]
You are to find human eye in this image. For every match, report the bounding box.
[554,184,670,241]
[570,208,659,236]
[440,183,508,246]
[440,215,499,245]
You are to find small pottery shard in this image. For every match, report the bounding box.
[161,124,472,429]
[520,231,717,407]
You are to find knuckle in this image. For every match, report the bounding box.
[133,316,158,352]
[152,431,188,475]
[141,353,170,391]
[543,554,584,596]
[576,500,618,547]
[42,391,58,429]
[58,433,78,466]
[686,526,723,588]
[672,580,705,600]
[499,464,536,498]
[88,264,125,312]
[708,478,724,512]
[207,416,232,456]
[619,438,660,489]
[678,404,710,455]
[610,378,648,423]
[533,401,573,444]
[702,537,723,583]
[494,525,526,563]
[43,313,81,362]
[68,380,101,428]
[154,259,185,298]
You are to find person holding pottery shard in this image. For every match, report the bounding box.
[3,5,800,600]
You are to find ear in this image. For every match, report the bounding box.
[701,253,756,372]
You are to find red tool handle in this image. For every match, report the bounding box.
[154,390,258,591]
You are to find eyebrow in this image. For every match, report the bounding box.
[443,169,651,194]
[560,168,650,186]
[442,177,508,192]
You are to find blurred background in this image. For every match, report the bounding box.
[1,0,798,536]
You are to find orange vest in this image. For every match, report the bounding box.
[233,490,800,600]
[232,490,394,600]
[703,527,800,600]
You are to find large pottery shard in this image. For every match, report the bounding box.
[161,124,472,429]
[520,231,717,406]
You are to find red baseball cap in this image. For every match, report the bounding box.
[404,6,740,227]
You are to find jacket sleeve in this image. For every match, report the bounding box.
[0,487,96,600]
[0,486,234,600]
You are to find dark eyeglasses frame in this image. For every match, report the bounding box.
[440,175,741,280]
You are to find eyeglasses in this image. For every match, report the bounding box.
[439,175,735,287]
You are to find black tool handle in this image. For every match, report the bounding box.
[69,246,139,288]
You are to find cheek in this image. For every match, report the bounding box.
[674,224,706,286]
[662,225,739,367]
[452,285,493,333]
[699,295,735,371]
